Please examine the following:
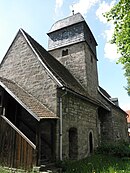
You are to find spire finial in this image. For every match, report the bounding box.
[72,9,74,15]
[72,3,75,15]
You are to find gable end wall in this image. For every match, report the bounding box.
[0,32,57,113]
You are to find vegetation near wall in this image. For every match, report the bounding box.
[56,142,130,173]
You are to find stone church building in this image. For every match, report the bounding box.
[0,13,128,169]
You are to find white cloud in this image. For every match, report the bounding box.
[96,0,120,61]
[104,43,120,61]
[96,0,116,24]
[104,26,120,60]
[104,25,120,60]
[70,0,99,16]
[55,0,64,14]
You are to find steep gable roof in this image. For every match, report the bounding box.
[20,28,87,96]
[98,86,127,114]
[0,77,57,120]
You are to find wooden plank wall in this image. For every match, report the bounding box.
[0,115,36,170]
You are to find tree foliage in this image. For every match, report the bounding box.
[105,0,130,95]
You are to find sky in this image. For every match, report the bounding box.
[0,0,129,110]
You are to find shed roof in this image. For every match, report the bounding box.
[0,77,57,120]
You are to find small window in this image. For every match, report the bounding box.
[91,55,93,63]
[0,92,2,106]
[62,49,68,56]
[0,93,2,115]
[0,96,1,105]
[89,132,93,154]
[69,127,78,159]
[90,37,92,43]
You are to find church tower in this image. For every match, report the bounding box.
[48,13,98,97]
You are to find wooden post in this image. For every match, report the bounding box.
[36,121,41,166]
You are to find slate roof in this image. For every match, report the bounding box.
[48,13,84,33]
[98,86,111,99]
[0,77,57,120]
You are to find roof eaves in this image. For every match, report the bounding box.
[20,29,63,88]
[0,81,40,121]
[98,87,126,114]
[98,87,115,105]
[62,86,99,106]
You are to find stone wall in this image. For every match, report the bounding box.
[57,90,99,160]
[0,32,57,113]
[49,41,98,98]
[98,92,128,143]
[111,106,128,142]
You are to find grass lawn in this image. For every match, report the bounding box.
[0,154,130,172]
[59,154,130,173]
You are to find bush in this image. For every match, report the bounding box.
[97,141,130,157]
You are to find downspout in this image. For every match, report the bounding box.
[59,88,67,161]
[59,97,63,161]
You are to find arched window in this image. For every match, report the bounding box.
[89,131,93,154]
[69,127,78,159]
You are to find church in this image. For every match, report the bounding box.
[0,13,128,170]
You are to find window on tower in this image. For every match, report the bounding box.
[62,49,68,56]
[0,96,1,106]
[91,55,93,63]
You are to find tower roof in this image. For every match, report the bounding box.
[48,13,85,33]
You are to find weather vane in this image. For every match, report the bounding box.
[72,4,75,15]
[72,9,74,15]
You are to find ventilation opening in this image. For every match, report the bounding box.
[62,49,68,56]
[0,95,1,106]
[0,95,2,115]
[89,132,93,154]
[69,127,78,159]
[91,55,93,63]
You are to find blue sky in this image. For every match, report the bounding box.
[0,0,129,110]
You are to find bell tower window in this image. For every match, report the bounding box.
[62,49,68,56]
[91,55,93,63]
[0,96,1,106]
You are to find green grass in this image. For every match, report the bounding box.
[58,154,130,173]
[0,167,9,173]
[1,155,130,173]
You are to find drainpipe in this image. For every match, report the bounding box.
[59,97,63,161]
[59,88,67,161]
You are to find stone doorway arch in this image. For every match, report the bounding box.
[69,127,78,159]
[89,131,93,154]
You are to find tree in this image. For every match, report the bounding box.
[105,0,130,95]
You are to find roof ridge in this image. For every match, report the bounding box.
[20,29,69,85]
[20,28,63,87]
